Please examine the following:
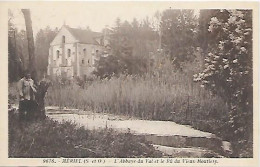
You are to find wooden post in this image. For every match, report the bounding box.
[21,9,37,82]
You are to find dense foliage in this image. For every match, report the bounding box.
[161,9,198,69]
[195,10,253,157]
[8,10,58,82]
[8,11,26,82]
[93,18,159,78]
[35,27,58,78]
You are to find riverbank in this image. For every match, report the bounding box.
[8,113,162,158]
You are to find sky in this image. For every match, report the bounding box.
[9,2,178,35]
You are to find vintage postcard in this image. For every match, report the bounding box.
[0,1,259,166]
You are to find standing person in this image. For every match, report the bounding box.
[17,71,37,121]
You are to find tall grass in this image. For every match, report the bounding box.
[46,69,229,138]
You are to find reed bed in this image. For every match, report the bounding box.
[46,72,229,137]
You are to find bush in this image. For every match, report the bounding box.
[195,10,253,157]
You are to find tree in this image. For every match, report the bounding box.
[194,10,253,157]
[198,10,222,58]
[131,18,139,30]
[35,26,58,78]
[16,30,29,72]
[22,9,37,81]
[94,17,158,78]
[8,25,19,82]
[22,9,51,119]
[8,10,23,82]
[160,9,198,70]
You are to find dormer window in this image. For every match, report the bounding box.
[62,35,65,43]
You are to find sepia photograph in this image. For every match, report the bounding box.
[1,1,259,166]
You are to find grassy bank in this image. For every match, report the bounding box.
[9,114,162,158]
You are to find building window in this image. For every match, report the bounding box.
[82,59,84,64]
[96,50,99,54]
[88,59,90,64]
[83,48,86,56]
[56,50,60,59]
[68,49,71,57]
[62,36,65,43]
[66,59,68,65]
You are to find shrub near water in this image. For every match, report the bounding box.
[46,72,229,138]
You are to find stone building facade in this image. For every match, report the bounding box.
[47,25,109,79]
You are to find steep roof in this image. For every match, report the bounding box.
[65,25,102,45]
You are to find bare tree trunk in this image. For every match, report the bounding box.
[21,9,37,82]
[22,9,50,119]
